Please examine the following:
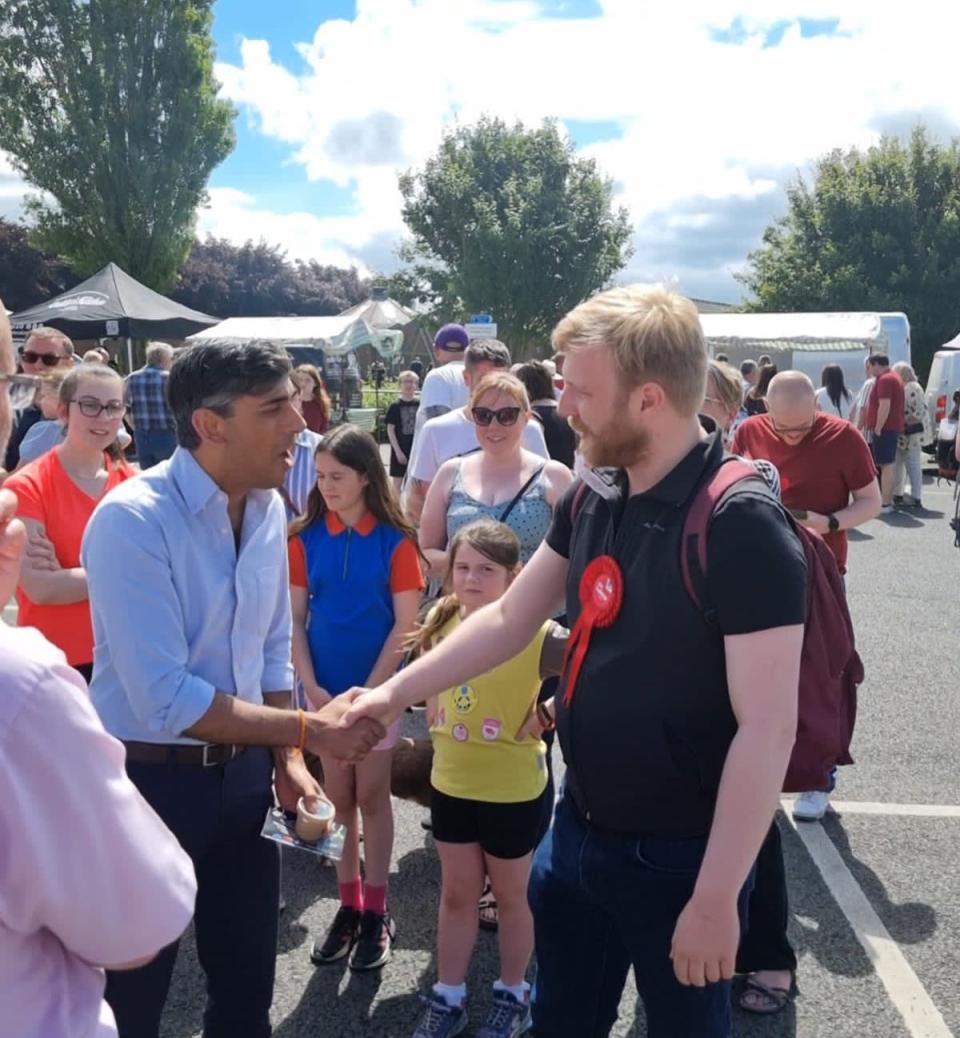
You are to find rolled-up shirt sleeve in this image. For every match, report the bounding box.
[0,655,196,967]
[82,500,217,736]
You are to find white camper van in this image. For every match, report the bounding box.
[924,343,960,445]
[699,311,909,397]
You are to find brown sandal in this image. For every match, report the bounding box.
[739,974,793,1015]
[478,880,499,931]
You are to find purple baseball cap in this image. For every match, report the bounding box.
[434,323,470,351]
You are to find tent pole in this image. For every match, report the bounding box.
[126,337,133,374]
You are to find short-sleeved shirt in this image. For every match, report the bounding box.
[0,625,196,1038]
[409,409,550,484]
[6,450,133,665]
[17,420,66,465]
[288,511,424,694]
[731,412,876,572]
[545,433,807,837]
[866,369,905,433]
[385,398,420,459]
[430,613,550,803]
[413,362,469,439]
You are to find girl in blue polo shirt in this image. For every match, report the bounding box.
[289,424,424,973]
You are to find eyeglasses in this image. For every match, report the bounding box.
[20,350,64,367]
[0,373,41,409]
[70,397,126,419]
[471,406,522,427]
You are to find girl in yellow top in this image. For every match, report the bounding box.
[409,519,567,1038]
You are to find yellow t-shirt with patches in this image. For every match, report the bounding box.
[429,613,550,804]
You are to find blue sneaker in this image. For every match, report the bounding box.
[476,989,531,1037]
[411,992,468,1037]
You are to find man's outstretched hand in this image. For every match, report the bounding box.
[305,692,385,763]
[339,685,400,731]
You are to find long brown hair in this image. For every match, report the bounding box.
[296,363,331,423]
[289,424,420,550]
[405,519,520,656]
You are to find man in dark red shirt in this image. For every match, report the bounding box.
[731,371,882,574]
[864,353,905,509]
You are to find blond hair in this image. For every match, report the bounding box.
[25,326,74,356]
[893,361,918,384]
[706,360,743,416]
[552,284,707,416]
[468,371,530,413]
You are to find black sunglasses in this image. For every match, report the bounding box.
[20,349,65,367]
[471,405,522,427]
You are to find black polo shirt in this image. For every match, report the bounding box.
[547,432,806,837]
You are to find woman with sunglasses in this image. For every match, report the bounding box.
[5,364,133,681]
[419,372,573,931]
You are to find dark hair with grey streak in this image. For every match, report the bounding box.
[168,342,292,450]
[465,339,511,370]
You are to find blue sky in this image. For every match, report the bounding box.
[187,3,960,302]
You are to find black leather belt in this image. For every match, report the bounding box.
[123,741,247,767]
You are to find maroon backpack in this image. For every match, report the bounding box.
[570,459,863,793]
[680,459,862,792]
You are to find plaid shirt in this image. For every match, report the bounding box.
[125,365,175,432]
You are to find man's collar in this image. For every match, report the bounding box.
[581,432,723,507]
[171,448,273,516]
[325,511,377,536]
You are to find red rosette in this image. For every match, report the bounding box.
[562,555,624,704]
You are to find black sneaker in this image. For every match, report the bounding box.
[349,909,396,971]
[311,905,360,964]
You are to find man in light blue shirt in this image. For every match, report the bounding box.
[83,341,384,1038]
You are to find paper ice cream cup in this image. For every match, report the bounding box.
[295,796,334,842]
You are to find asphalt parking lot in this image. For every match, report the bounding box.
[43,472,960,1037]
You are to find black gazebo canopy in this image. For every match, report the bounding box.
[10,262,218,342]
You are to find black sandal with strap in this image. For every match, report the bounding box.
[738,974,793,1015]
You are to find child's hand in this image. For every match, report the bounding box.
[516,708,544,741]
[425,697,438,727]
[304,684,332,710]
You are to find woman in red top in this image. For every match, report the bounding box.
[5,364,133,680]
[295,364,332,434]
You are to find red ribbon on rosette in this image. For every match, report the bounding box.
[562,554,624,705]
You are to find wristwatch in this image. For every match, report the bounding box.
[827,513,840,533]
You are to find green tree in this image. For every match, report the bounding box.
[398,116,633,358]
[0,0,235,291]
[739,127,960,378]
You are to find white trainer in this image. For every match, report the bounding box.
[792,790,830,821]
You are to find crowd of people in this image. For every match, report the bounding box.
[0,285,915,1038]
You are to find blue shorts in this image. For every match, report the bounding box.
[871,429,899,466]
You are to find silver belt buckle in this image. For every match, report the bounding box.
[201,743,218,767]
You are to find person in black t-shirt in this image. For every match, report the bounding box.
[341,285,807,1038]
[385,371,420,491]
[515,360,577,469]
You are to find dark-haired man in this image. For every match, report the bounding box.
[864,353,904,509]
[82,342,385,1037]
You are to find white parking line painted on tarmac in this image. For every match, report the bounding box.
[783,811,953,1038]
[826,801,960,818]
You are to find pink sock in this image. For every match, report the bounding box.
[339,879,363,910]
[364,883,388,915]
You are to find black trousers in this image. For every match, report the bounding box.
[736,817,798,973]
[105,747,279,1038]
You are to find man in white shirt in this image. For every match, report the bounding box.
[82,342,385,1037]
[406,340,549,524]
[413,322,472,440]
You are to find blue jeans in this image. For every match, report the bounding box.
[529,793,750,1038]
[135,427,178,469]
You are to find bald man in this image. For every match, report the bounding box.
[732,371,881,577]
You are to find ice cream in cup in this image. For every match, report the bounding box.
[295,795,334,842]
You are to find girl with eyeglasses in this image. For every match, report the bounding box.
[4,365,133,681]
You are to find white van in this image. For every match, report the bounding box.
[924,346,960,445]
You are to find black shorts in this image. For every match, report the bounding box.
[430,786,547,859]
[389,454,408,478]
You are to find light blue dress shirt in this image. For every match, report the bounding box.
[82,447,294,744]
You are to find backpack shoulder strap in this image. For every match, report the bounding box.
[680,459,765,613]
